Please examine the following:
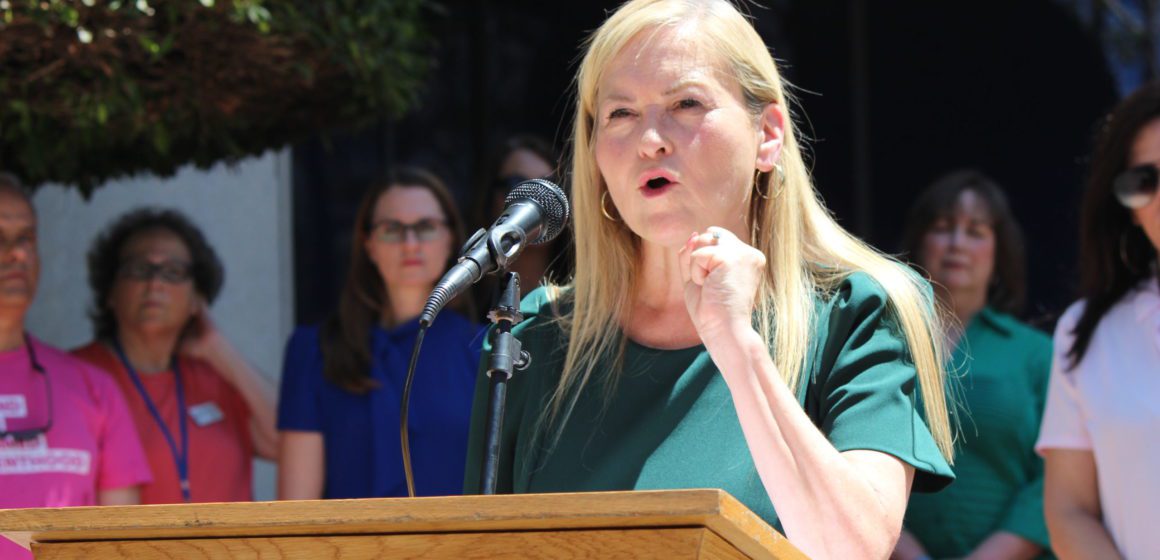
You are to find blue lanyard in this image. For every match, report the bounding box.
[112,339,190,503]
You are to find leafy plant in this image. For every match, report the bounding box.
[0,0,432,195]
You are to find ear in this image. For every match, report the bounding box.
[754,102,785,173]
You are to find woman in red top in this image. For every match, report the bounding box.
[72,208,278,503]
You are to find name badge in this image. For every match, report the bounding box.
[188,402,224,427]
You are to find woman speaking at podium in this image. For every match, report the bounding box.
[464,1,955,558]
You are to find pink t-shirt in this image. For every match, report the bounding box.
[0,336,152,559]
[1036,276,1160,559]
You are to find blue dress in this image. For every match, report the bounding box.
[278,311,483,498]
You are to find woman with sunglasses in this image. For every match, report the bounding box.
[278,167,481,499]
[73,208,278,504]
[1037,83,1160,559]
[471,135,572,306]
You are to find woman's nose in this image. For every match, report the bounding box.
[637,111,672,159]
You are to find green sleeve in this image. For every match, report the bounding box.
[999,476,1049,548]
[997,331,1054,549]
[811,272,954,492]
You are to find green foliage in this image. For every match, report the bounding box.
[0,0,432,195]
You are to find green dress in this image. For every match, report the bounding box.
[464,271,954,529]
[904,307,1053,557]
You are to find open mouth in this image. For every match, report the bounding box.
[646,177,672,190]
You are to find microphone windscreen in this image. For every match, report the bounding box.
[504,179,570,245]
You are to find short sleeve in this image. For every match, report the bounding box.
[277,326,324,432]
[811,272,954,492]
[88,365,152,491]
[1035,304,1092,453]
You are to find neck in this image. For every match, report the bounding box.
[944,288,987,338]
[622,240,700,348]
[116,328,178,373]
[635,241,688,312]
[0,311,25,352]
[384,285,431,326]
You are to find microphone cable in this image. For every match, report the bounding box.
[399,322,428,498]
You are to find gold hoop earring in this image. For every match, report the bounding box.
[753,170,770,200]
[601,191,619,222]
[774,163,786,196]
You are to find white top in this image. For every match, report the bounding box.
[1036,275,1160,560]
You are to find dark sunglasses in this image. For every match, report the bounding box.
[0,335,52,443]
[1113,163,1160,209]
[118,259,193,284]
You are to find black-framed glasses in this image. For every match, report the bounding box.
[118,259,193,284]
[1113,163,1160,209]
[0,334,52,443]
[369,219,447,243]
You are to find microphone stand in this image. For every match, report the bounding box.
[478,270,530,495]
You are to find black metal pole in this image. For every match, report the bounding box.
[479,373,508,495]
[478,271,527,495]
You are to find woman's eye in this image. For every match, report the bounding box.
[676,98,702,110]
[968,225,992,238]
[607,108,632,120]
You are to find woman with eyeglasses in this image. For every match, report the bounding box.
[72,208,278,504]
[1036,83,1160,559]
[277,166,481,500]
[893,170,1053,560]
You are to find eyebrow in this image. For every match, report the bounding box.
[598,80,710,105]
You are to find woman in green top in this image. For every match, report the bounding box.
[895,170,1053,560]
[465,1,955,557]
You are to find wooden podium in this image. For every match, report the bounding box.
[0,489,805,559]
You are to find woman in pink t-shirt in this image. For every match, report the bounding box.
[1037,82,1160,559]
[72,208,278,504]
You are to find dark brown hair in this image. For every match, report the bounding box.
[320,166,471,394]
[900,169,1028,315]
[87,208,224,341]
[0,172,34,212]
[1068,82,1160,369]
[472,134,559,231]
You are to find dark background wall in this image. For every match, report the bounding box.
[293,0,1118,329]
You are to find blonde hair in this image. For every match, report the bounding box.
[545,0,954,462]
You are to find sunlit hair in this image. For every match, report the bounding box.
[542,0,953,460]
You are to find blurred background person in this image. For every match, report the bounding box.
[471,134,572,308]
[894,170,1052,560]
[0,174,150,560]
[1038,83,1160,560]
[278,166,481,500]
[73,208,278,504]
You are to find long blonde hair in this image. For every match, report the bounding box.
[545,0,954,462]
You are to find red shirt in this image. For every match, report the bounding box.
[72,342,253,504]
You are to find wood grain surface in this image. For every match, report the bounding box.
[0,489,805,560]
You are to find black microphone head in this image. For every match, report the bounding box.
[504,178,570,245]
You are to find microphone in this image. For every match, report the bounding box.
[418,178,569,326]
